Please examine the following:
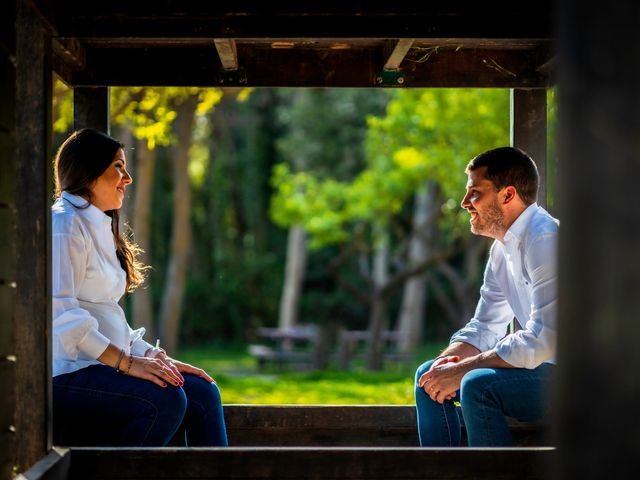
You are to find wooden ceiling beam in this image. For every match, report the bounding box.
[214,38,239,70]
[70,46,551,88]
[51,2,553,39]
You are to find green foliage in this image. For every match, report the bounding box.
[178,90,288,342]
[270,89,510,251]
[366,88,510,245]
[111,87,223,149]
[52,78,73,134]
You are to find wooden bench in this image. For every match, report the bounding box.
[223,405,551,448]
[32,406,553,479]
[248,325,320,371]
[337,329,407,370]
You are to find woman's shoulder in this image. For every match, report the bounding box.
[52,197,88,238]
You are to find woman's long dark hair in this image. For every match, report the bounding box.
[54,128,148,292]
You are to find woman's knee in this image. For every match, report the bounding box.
[184,375,223,410]
[154,385,188,423]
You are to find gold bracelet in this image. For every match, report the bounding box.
[124,354,134,375]
[114,348,125,373]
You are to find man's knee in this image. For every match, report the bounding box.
[460,368,497,405]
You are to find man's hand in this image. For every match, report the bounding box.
[418,349,514,404]
[418,355,468,403]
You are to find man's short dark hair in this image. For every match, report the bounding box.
[466,146,539,205]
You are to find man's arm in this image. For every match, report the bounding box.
[436,341,481,362]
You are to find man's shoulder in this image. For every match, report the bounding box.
[527,207,560,237]
[526,207,559,240]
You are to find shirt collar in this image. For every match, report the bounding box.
[503,203,538,245]
[61,191,112,228]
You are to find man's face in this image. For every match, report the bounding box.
[460,166,505,239]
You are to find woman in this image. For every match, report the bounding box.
[52,128,227,447]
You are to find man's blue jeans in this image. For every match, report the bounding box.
[415,359,555,446]
[53,364,228,447]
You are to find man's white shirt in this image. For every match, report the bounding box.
[450,203,559,369]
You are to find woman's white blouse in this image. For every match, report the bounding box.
[52,191,152,377]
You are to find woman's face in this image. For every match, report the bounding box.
[90,148,133,211]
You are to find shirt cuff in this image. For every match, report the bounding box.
[449,332,483,352]
[77,328,111,360]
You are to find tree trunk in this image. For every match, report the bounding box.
[433,235,489,328]
[396,185,438,353]
[366,228,389,371]
[278,225,307,331]
[158,96,197,353]
[131,137,156,339]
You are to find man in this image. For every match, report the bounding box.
[415,146,558,446]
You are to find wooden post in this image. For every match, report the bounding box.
[557,1,640,479]
[510,89,548,208]
[0,1,17,478]
[73,86,110,133]
[15,0,52,471]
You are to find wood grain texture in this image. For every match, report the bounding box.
[15,0,53,471]
[67,447,555,480]
[511,89,548,207]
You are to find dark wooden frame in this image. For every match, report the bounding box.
[12,1,616,479]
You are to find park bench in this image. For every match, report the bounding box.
[248,325,321,370]
[337,329,408,370]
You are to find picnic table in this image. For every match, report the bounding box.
[337,329,407,370]
[248,325,320,371]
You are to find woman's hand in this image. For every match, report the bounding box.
[126,355,184,388]
[165,357,215,384]
[152,351,185,384]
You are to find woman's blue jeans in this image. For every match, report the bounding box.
[414,359,555,446]
[53,364,228,447]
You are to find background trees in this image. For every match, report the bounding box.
[53,82,519,368]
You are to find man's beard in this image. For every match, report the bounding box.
[470,198,504,237]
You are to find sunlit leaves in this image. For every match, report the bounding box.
[52,78,73,133]
[270,88,510,250]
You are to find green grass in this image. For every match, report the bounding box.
[177,342,447,405]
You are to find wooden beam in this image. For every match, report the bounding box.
[68,447,555,480]
[214,39,239,70]
[383,39,414,70]
[73,87,110,133]
[51,2,554,39]
[72,46,551,88]
[223,405,548,447]
[52,38,85,69]
[510,89,548,207]
[15,0,53,471]
[557,1,640,479]
[0,1,17,479]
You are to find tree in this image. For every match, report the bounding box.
[271,88,510,369]
[110,87,223,352]
[273,89,388,335]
